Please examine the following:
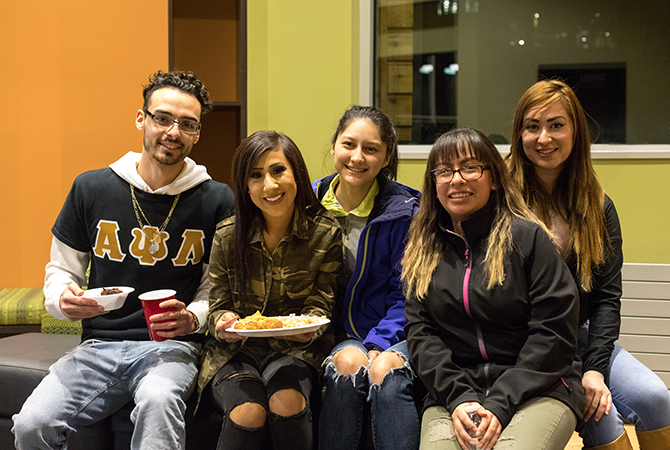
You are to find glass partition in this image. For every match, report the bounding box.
[374,0,670,146]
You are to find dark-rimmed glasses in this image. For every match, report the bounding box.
[144,110,201,135]
[432,164,489,184]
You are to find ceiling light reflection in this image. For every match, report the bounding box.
[444,63,459,75]
[419,64,434,75]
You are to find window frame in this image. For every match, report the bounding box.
[360,0,670,160]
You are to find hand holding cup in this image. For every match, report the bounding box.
[149,299,196,339]
[139,289,183,341]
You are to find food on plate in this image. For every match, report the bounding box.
[280,313,326,328]
[234,311,283,330]
[233,311,326,330]
[101,287,123,295]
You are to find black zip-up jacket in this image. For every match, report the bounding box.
[405,198,584,429]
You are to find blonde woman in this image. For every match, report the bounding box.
[403,128,583,450]
[507,79,670,450]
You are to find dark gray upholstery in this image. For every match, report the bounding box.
[0,333,224,450]
[0,333,129,450]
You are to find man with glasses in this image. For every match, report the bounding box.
[12,70,234,449]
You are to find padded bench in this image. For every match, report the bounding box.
[0,286,226,449]
[0,288,44,338]
[0,332,225,450]
[0,333,125,449]
[0,288,82,338]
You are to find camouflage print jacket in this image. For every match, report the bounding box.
[197,208,342,400]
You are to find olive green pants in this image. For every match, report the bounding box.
[420,397,576,450]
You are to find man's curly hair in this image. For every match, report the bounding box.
[142,70,213,115]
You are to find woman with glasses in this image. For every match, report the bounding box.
[507,80,670,450]
[403,127,584,450]
[314,105,421,450]
[196,130,342,450]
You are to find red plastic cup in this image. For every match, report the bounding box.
[138,289,177,342]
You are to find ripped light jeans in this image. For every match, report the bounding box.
[12,339,199,450]
[318,339,420,450]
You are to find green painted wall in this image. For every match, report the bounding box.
[247,2,670,265]
[397,160,670,264]
[248,1,360,181]
[594,160,670,264]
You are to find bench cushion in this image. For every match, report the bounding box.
[41,309,82,335]
[0,333,80,417]
[0,288,44,325]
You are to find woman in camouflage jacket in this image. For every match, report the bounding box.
[197,131,342,450]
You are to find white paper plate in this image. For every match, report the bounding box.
[226,317,330,337]
[84,286,135,311]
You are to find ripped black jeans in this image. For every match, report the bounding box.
[207,339,318,450]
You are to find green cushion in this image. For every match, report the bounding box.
[0,288,45,325]
[41,310,82,335]
[0,288,82,334]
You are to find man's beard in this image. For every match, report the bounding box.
[144,135,191,166]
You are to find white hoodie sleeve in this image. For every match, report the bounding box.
[186,263,210,334]
[43,237,90,320]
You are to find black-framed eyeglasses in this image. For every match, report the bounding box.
[432,164,489,184]
[144,110,201,135]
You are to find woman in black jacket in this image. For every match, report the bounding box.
[507,80,670,450]
[402,128,583,450]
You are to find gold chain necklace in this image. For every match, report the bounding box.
[130,185,180,254]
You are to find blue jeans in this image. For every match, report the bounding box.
[319,339,420,450]
[577,325,670,446]
[12,339,199,450]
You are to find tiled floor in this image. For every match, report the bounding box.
[565,425,639,450]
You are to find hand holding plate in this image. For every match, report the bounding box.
[216,312,244,343]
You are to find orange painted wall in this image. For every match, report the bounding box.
[0,1,168,287]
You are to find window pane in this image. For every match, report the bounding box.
[374,0,670,145]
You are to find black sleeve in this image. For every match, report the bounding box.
[582,196,623,376]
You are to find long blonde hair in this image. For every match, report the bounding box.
[506,80,607,291]
[401,128,548,300]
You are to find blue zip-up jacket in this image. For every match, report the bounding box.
[313,173,420,351]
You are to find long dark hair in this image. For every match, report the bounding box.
[232,130,324,300]
[331,105,399,180]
